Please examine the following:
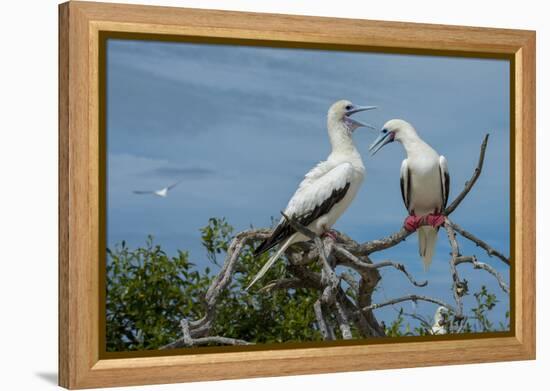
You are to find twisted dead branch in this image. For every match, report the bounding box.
[163,133,510,348]
[334,245,428,288]
[361,294,458,314]
[447,220,510,266]
[162,319,253,349]
[455,255,510,294]
[444,134,489,215]
[444,220,466,318]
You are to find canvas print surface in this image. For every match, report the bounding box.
[105,38,511,352]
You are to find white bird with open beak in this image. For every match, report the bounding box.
[369,119,449,270]
[247,100,376,290]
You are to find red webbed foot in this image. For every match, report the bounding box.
[426,213,446,228]
[404,215,422,232]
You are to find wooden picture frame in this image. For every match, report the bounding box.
[59,1,536,389]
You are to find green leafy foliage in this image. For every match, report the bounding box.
[107,218,321,351]
[106,236,211,351]
[463,285,502,333]
[384,309,408,337]
[200,217,234,266]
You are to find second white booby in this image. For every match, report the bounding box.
[247,100,376,290]
[369,119,449,270]
[431,306,449,335]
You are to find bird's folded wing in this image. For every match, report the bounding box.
[285,162,354,219]
[439,155,450,210]
[400,159,411,213]
[295,160,334,190]
[254,162,354,256]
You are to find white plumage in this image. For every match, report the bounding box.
[431,306,449,335]
[370,119,449,270]
[247,100,376,290]
[286,162,357,235]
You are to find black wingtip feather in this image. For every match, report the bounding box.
[253,239,271,257]
[253,182,351,257]
[253,223,292,257]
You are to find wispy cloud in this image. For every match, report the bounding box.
[145,166,215,179]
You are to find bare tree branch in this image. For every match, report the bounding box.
[334,245,427,287]
[188,336,253,346]
[361,294,458,314]
[444,220,466,318]
[353,228,413,255]
[161,319,254,349]
[339,271,359,294]
[448,220,510,265]
[445,134,490,215]
[281,212,340,305]
[334,299,353,339]
[279,212,387,338]
[314,300,335,340]
[162,335,253,348]
[455,256,510,293]
[189,229,270,337]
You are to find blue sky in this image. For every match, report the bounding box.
[106,39,510,330]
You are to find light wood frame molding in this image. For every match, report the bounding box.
[59,1,536,389]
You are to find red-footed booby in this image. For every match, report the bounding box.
[369,119,449,270]
[247,100,376,290]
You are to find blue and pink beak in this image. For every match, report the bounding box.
[369,128,395,155]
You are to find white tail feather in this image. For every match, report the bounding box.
[417,226,438,270]
[246,235,295,291]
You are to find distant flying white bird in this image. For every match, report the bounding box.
[247,100,376,290]
[132,180,182,198]
[369,119,449,270]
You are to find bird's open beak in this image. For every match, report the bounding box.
[345,105,377,130]
[369,130,395,155]
[347,105,377,115]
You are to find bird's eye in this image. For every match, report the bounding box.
[382,129,388,133]
[345,104,353,110]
